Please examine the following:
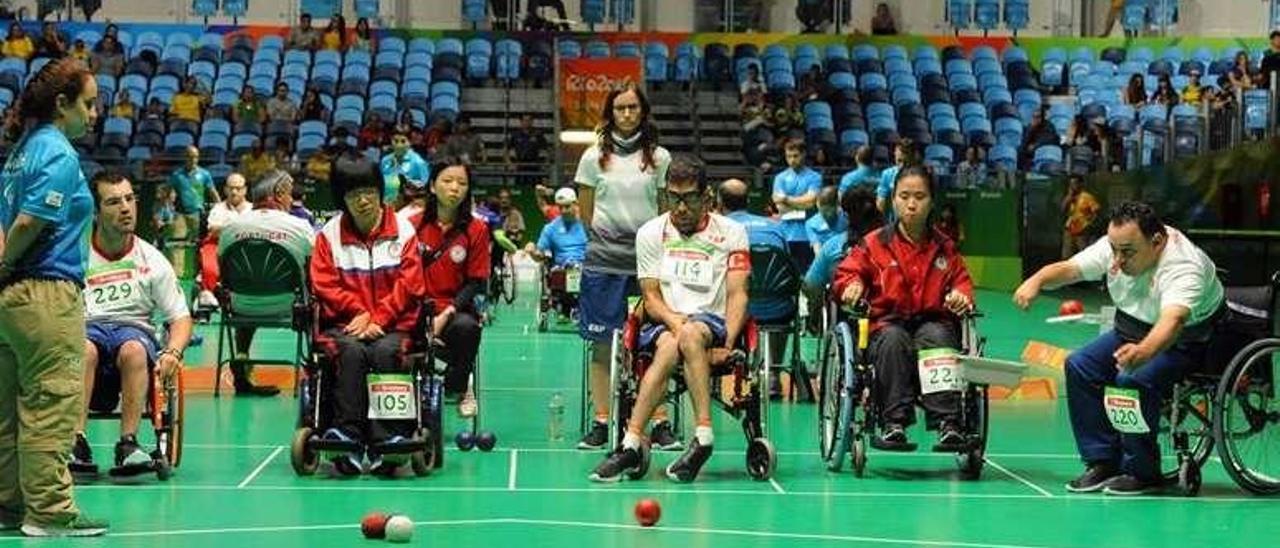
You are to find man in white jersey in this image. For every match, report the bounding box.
[217,170,315,397]
[69,173,193,477]
[196,173,252,309]
[1015,201,1225,495]
[589,155,749,483]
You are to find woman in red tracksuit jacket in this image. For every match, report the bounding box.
[831,166,976,452]
[409,155,490,418]
[310,154,424,477]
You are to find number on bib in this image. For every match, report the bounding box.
[662,254,713,288]
[367,374,417,420]
[1103,386,1150,434]
[86,278,137,315]
[918,348,962,395]
[565,267,581,293]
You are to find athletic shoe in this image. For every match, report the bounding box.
[649,421,683,451]
[369,436,408,477]
[870,423,912,451]
[322,428,363,477]
[933,421,967,452]
[197,290,219,308]
[1103,474,1161,496]
[457,391,478,418]
[588,444,650,482]
[69,433,97,476]
[1065,464,1120,493]
[665,438,714,483]
[0,507,22,531]
[577,421,608,450]
[114,436,150,468]
[20,515,109,537]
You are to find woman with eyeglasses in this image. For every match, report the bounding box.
[571,83,680,452]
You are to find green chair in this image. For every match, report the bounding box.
[747,244,813,402]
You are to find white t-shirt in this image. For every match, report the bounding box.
[84,236,190,337]
[1071,226,1224,326]
[218,209,316,314]
[636,213,750,317]
[574,143,671,274]
[206,200,253,232]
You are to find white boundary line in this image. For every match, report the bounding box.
[508,450,519,490]
[768,478,785,494]
[0,519,508,542]
[237,446,283,489]
[985,457,1055,498]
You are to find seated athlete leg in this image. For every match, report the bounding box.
[1110,343,1200,492]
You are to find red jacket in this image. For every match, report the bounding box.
[310,207,424,333]
[410,213,491,312]
[831,226,974,330]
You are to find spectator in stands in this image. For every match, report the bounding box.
[233,88,266,129]
[2,22,34,60]
[1061,175,1100,258]
[1062,115,1092,148]
[330,127,355,155]
[797,66,826,103]
[1230,51,1256,91]
[497,188,525,243]
[876,138,920,217]
[266,83,298,123]
[1020,109,1059,170]
[796,0,832,33]
[141,98,166,123]
[239,139,277,184]
[839,145,879,196]
[1151,75,1179,107]
[99,24,124,54]
[423,118,452,157]
[287,13,319,51]
[69,39,89,62]
[954,145,985,189]
[1124,74,1147,105]
[275,140,300,173]
[321,14,347,51]
[871,2,897,35]
[169,77,206,123]
[741,91,767,132]
[770,95,804,135]
[1259,30,1280,87]
[806,185,847,255]
[773,138,822,270]
[36,21,66,58]
[359,113,389,150]
[934,203,963,245]
[89,34,123,76]
[304,145,334,186]
[169,145,219,236]
[1092,121,1122,172]
[109,90,135,120]
[506,113,548,185]
[218,171,314,397]
[299,89,327,122]
[1181,70,1204,105]
[381,126,430,203]
[740,64,765,98]
[441,117,486,165]
[351,18,373,52]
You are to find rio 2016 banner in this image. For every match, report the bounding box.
[558,58,643,130]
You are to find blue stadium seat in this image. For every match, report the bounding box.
[975,0,999,32]
[462,0,487,24]
[164,132,194,154]
[559,40,582,59]
[1032,145,1064,173]
[437,38,464,57]
[586,41,610,59]
[408,38,435,55]
[223,0,248,18]
[1122,1,1147,33]
[1004,0,1030,33]
[355,0,380,19]
[853,45,878,61]
[581,0,606,25]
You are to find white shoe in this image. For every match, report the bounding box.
[457,392,478,418]
[197,290,218,308]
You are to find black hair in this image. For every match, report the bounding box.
[89,170,129,208]
[840,186,881,246]
[817,185,839,206]
[597,83,659,172]
[665,154,707,192]
[1271,30,1280,40]
[1108,201,1165,240]
[330,153,382,218]
[419,154,475,228]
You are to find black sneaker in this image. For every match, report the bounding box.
[1065,463,1120,493]
[933,421,967,452]
[20,515,109,537]
[322,428,363,477]
[69,433,97,476]
[234,382,281,397]
[649,421,683,451]
[113,436,150,468]
[1103,474,1161,496]
[588,444,650,482]
[665,437,714,483]
[577,421,608,450]
[368,436,408,477]
[871,423,914,451]
[0,506,22,531]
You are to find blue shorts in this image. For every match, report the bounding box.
[638,313,728,351]
[86,322,158,413]
[577,270,640,342]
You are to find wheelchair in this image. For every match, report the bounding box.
[536,262,581,332]
[289,302,449,477]
[606,305,777,480]
[81,365,186,481]
[818,301,989,479]
[212,238,312,397]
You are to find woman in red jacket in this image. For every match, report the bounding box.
[831,166,975,451]
[410,155,490,418]
[310,154,425,476]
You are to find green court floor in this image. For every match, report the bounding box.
[3,289,1276,547]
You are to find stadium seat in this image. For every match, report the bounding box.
[356,0,380,18]
[948,0,973,31]
[462,0,487,25]
[581,0,606,25]
[1004,0,1030,33]
[974,0,999,33]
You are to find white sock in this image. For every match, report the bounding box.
[695,426,714,447]
[622,431,642,451]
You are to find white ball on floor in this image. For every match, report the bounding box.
[384,515,414,543]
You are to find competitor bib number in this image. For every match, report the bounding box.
[662,256,713,288]
[367,374,416,420]
[1104,387,1150,434]
[565,267,581,293]
[918,348,962,395]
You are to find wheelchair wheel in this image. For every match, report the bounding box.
[1159,381,1214,486]
[155,456,173,481]
[501,255,517,305]
[957,386,989,480]
[291,427,319,476]
[746,437,777,480]
[819,324,854,472]
[537,308,549,332]
[1214,338,1280,495]
[1176,459,1202,497]
[154,369,185,468]
[411,427,434,477]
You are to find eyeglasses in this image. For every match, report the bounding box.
[665,189,706,208]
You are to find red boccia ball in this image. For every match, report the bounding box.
[634,498,661,527]
[361,512,389,539]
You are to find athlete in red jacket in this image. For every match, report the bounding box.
[832,166,975,452]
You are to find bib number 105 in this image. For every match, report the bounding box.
[367,374,417,420]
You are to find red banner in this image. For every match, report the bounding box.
[558,58,643,130]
